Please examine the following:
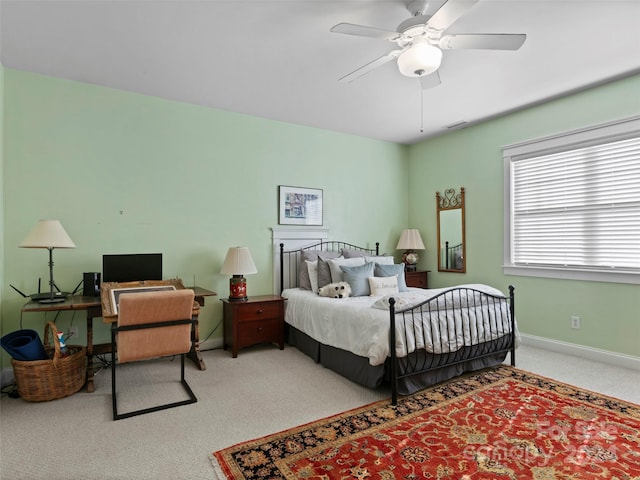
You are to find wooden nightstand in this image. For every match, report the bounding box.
[405,270,430,289]
[221,295,286,358]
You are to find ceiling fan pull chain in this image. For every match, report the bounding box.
[420,86,424,134]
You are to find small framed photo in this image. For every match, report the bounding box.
[279,186,323,225]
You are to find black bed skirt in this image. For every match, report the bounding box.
[287,326,509,396]
[287,326,387,389]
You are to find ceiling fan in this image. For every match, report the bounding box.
[331,0,526,89]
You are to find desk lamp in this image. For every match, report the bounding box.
[220,247,257,301]
[20,220,76,303]
[396,228,425,272]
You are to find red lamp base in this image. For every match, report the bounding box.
[228,275,248,301]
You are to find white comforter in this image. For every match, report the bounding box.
[282,284,519,367]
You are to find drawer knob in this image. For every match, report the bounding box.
[257,309,263,314]
[258,327,263,332]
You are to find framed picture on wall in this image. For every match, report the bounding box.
[278,186,323,225]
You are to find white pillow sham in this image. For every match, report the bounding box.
[368,276,399,296]
[364,255,395,265]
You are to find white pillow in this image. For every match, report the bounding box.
[369,276,399,296]
[306,260,319,293]
[364,255,395,265]
[327,257,365,283]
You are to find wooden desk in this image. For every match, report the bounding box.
[21,286,216,393]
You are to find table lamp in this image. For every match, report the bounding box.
[20,219,76,303]
[220,246,258,301]
[396,229,425,272]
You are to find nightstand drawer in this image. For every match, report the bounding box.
[405,270,429,289]
[235,302,281,322]
[238,318,281,346]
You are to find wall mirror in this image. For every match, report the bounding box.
[436,187,466,273]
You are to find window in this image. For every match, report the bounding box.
[503,115,640,284]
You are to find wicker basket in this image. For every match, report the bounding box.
[11,322,87,402]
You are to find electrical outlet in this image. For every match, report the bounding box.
[570,316,581,329]
[68,325,79,338]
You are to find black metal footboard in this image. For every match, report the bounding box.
[389,285,516,405]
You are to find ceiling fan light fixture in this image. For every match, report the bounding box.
[397,42,442,77]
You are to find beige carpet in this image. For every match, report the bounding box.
[0,346,388,480]
[1,344,638,479]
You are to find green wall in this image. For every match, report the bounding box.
[409,74,640,357]
[0,69,408,366]
[1,67,639,371]
[1,65,5,342]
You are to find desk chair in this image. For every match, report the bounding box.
[111,289,197,420]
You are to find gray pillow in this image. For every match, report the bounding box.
[340,262,375,297]
[317,253,341,289]
[298,250,339,290]
[341,248,367,258]
[374,263,409,292]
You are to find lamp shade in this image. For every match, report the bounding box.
[19,220,76,249]
[397,41,442,77]
[220,247,258,275]
[396,229,425,250]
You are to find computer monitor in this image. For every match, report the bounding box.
[102,253,163,283]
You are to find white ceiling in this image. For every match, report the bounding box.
[1,0,639,145]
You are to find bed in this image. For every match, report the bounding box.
[277,239,518,405]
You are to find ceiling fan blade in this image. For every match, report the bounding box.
[330,23,399,40]
[338,50,402,83]
[420,71,441,89]
[427,0,480,32]
[440,33,526,50]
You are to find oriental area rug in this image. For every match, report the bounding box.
[211,366,640,479]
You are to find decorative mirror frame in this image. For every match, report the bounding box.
[436,187,466,273]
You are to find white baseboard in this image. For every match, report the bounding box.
[520,334,640,371]
[199,338,223,352]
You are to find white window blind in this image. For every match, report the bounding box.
[503,115,640,284]
[512,137,640,270]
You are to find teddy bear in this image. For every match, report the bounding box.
[318,281,352,298]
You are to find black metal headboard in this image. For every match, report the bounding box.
[279,241,379,294]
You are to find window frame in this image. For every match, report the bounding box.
[503,115,640,285]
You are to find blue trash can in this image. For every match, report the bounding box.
[1,329,48,361]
